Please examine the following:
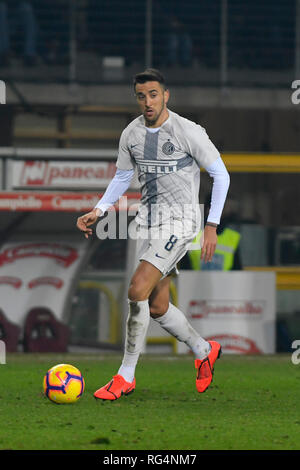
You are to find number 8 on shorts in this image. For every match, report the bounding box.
[164,235,178,252]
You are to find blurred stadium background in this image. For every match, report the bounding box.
[0,0,299,358]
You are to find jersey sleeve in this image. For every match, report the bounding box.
[94,168,135,214]
[205,156,230,224]
[182,121,220,169]
[116,128,136,171]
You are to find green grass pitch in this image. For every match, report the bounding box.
[0,353,299,450]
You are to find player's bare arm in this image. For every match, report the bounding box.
[201,224,218,263]
[76,208,101,239]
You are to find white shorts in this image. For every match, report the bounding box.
[132,219,197,278]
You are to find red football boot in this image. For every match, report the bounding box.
[94,374,136,401]
[195,341,222,393]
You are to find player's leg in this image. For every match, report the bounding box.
[128,258,163,301]
[148,275,171,318]
[94,260,162,401]
[149,275,221,393]
[116,260,162,380]
[149,275,210,358]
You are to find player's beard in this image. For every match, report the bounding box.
[144,101,165,127]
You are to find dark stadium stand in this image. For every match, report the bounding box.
[23,307,70,353]
[0,309,21,352]
[0,0,296,86]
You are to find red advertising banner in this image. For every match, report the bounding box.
[0,192,141,212]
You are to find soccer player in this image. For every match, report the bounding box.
[76,69,230,400]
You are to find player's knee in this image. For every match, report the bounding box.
[128,280,148,302]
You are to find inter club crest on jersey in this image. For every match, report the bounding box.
[162,140,175,155]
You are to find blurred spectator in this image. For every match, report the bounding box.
[153,1,194,68]
[0,0,38,66]
[180,197,242,271]
[165,14,193,67]
[36,0,70,65]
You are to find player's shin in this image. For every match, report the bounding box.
[118,299,150,382]
[153,303,210,359]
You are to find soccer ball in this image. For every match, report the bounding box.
[43,363,85,404]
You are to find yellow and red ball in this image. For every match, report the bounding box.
[43,363,85,404]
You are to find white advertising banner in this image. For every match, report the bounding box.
[176,271,276,354]
[10,160,116,189]
[9,160,140,190]
[0,240,87,327]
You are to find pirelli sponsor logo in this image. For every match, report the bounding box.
[136,159,178,174]
[136,154,193,174]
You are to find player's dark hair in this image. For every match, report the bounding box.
[133,68,167,91]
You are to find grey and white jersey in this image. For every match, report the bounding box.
[116,109,219,229]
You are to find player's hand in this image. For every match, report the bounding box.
[76,208,101,239]
[201,225,217,263]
